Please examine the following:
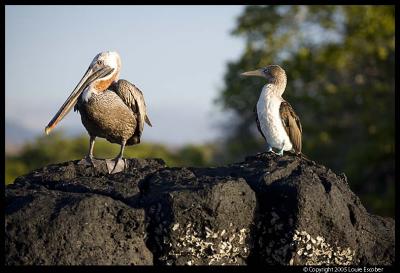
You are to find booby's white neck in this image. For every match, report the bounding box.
[264,78,287,98]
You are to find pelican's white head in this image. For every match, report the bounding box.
[89,51,121,91]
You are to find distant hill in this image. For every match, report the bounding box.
[5,121,38,155]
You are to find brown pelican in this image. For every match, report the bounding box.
[45,51,152,173]
[241,65,302,155]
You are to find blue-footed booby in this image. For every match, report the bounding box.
[45,51,152,173]
[241,65,302,156]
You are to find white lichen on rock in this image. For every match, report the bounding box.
[168,222,249,265]
[290,229,357,265]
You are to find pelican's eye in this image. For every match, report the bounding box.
[97,59,104,66]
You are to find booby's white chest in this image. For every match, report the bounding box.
[256,84,292,151]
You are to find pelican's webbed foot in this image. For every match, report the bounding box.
[106,158,126,174]
[78,155,99,168]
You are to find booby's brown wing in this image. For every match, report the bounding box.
[110,80,152,137]
[254,104,266,140]
[280,100,302,154]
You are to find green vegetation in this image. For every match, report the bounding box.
[216,5,394,217]
[5,131,217,185]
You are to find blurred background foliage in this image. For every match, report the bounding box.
[5,5,394,217]
[215,5,394,217]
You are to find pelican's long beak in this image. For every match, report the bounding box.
[45,65,114,135]
[240,69,265,78]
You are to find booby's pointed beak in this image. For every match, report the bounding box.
[240,69,265,78]
[45,65,114,135]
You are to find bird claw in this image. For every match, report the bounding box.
[267,149,278,155]
[78,156,98,168]
[106,158,126,174]
[267,149,283,156]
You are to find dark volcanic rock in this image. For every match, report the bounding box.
[5,153,395,265]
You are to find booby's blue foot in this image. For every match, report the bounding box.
[267,146,281,155]
[276,141,285,156]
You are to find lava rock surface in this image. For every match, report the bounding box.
[5,153,395,265]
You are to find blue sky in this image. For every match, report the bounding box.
[5,5,245,145]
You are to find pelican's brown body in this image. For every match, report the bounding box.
[45,51,152,173]
[75,80,146,146]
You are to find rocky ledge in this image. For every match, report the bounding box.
[5,153,395,265]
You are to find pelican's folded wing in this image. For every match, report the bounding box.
[110,79,152,137]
